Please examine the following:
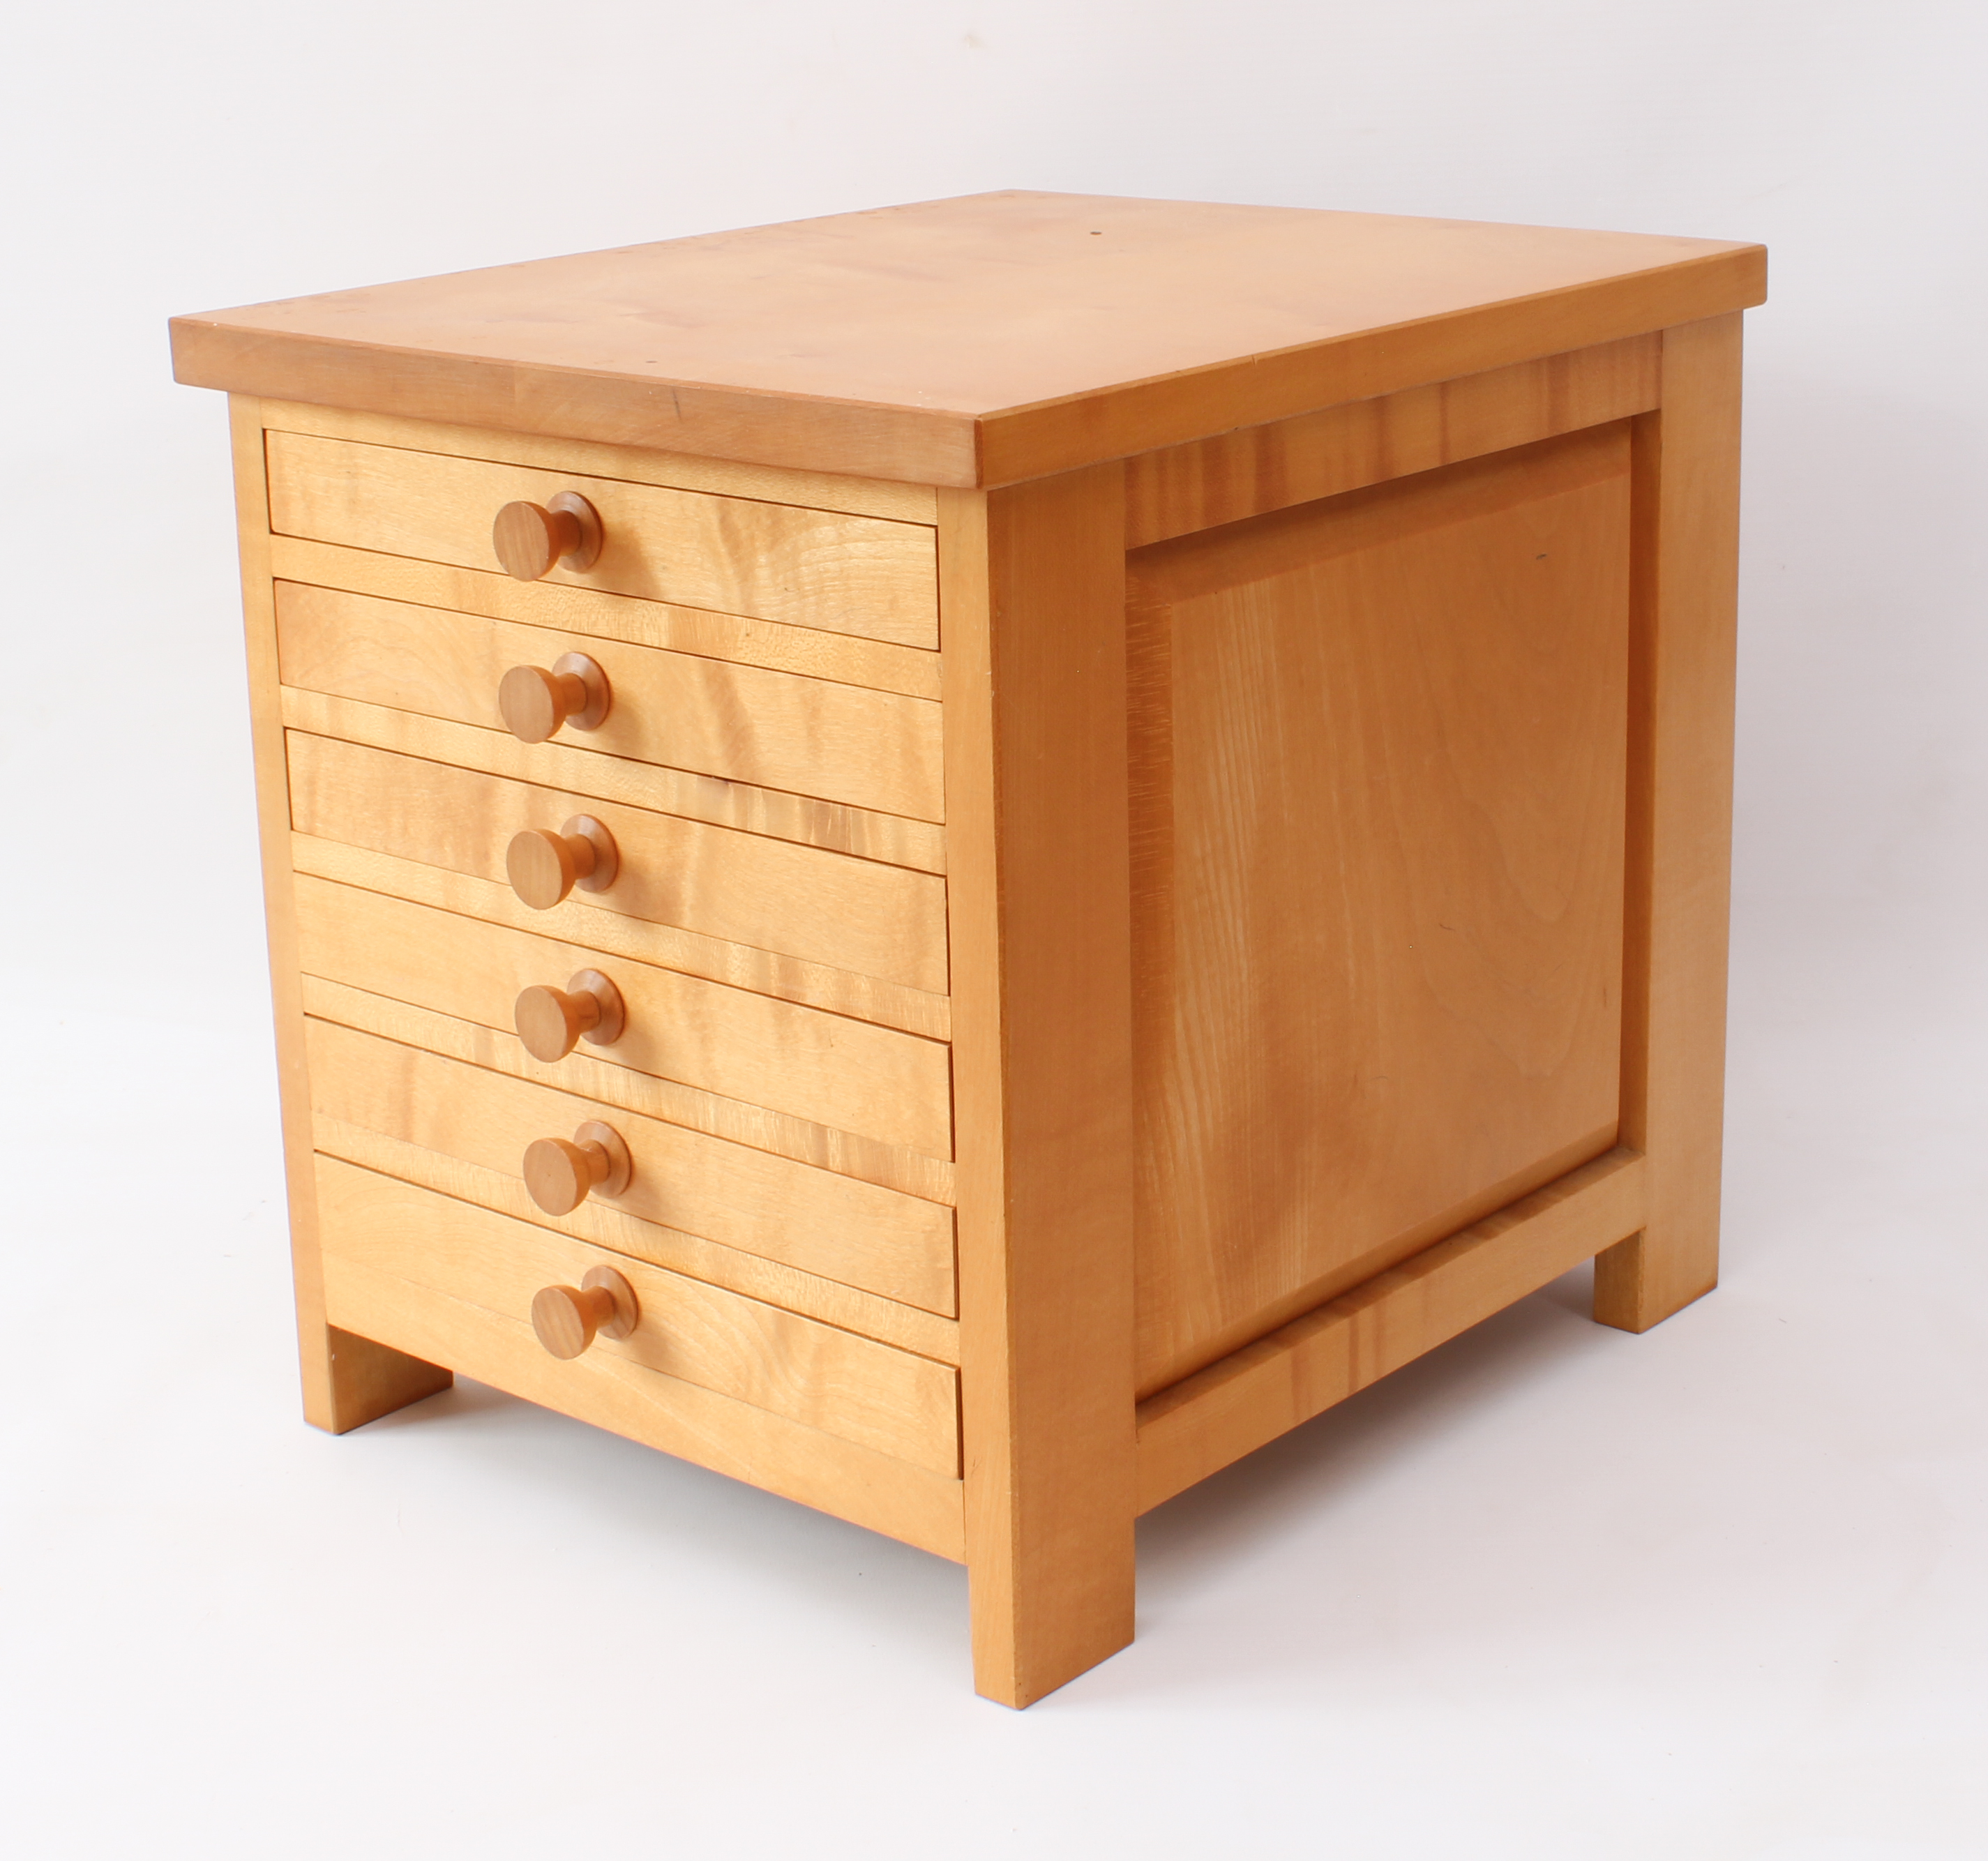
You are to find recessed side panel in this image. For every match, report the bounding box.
[1128,423,1632,1396]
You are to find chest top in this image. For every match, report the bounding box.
[168,190,1763,488]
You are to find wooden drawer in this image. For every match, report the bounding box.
[302,973,956,1205]
[294,875,954,1159]
[315,1156,961,1477]
[264,429,940,648]
[273,580,944,823]
[306,1019,956,1315]
[287,733,949,995]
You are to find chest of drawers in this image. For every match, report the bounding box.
[172,190,1764,1705]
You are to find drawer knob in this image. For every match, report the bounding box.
[523,1120,633,1216]
[498,651,612,743]
[514,968,626,1062]
[492,490,603,580]
[508,815,619,910]
[531,1265,639,1359]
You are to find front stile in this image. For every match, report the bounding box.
[227,393,453,1430]
[940,467,1140,1708]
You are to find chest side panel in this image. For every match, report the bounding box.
[1129,423,1631,1394]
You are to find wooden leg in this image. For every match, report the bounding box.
[1597,315,1743,1333]
[940,469,1139,1706]
[230,396,453,1431]
[313,1327,453,1433]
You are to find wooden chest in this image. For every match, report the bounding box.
[170,190,1764,1705]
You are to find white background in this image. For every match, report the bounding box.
[3,3,1985,1856]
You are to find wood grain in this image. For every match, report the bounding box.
[316,1158,958,1472]
[264,430,940,645]
[306,1018,956,1315]
[268,534,940,699]
[317,1111,956,1362]
[175,193,1763,486]
[281,685,942,875]
[273,580,944,824]
[287,733,949,994]
[292,876,954,1159]
[227,395,452,1431]
[1127,424,1632,1394]
[260,398,938,523]
[1596,313,1745,1332]
[317,1159,966,1553]
[301,974,956,1204]
[1124,334,1659,545]
[944,465,1139,1708]
[188,243,1757,1701]
[1136,1147,1648,1510]
[293,834,950,1040]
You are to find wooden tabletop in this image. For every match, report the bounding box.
[172,190,1765,488]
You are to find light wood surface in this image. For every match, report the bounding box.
[273,580,945,823]
[1127,424,1631,1394]
[315,1111,957,1362]
[305,1018,956,1314]
[1124,334,1658,546]
[192,237,1755,1702]
[1136,1148,1648,1510]
[266,534,941,700]
[227,396,453,1432]
[944,465,1139,1708]
[265,430,940,645]
[259,398,940,524]
[176,193,1763,486]
[315,1159,965,1558]
[315,1158,961,1474]
[293,834,950,1039]
[283,686,944,875]
[287,732,949,994]
[303,974,956,1204]
[1596,314,1744,1332]
[292,876,955,1158]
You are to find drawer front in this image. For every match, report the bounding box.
[302,973,956,1206]
[316,1155,961,1476]
[264,430,940,648]
[307,1019,956,1315]
[288,734,949,995]
[294,875,954,1159]
[274,581,944,823]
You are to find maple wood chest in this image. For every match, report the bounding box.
[171,191,1765,1704]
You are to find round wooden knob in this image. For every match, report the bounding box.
[531,1265,638,1359]
[514,968,626,1062]
[523,1120,633,1216]
[507,815,619,910]
[492,490,603,580]
[497,652,611,743]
